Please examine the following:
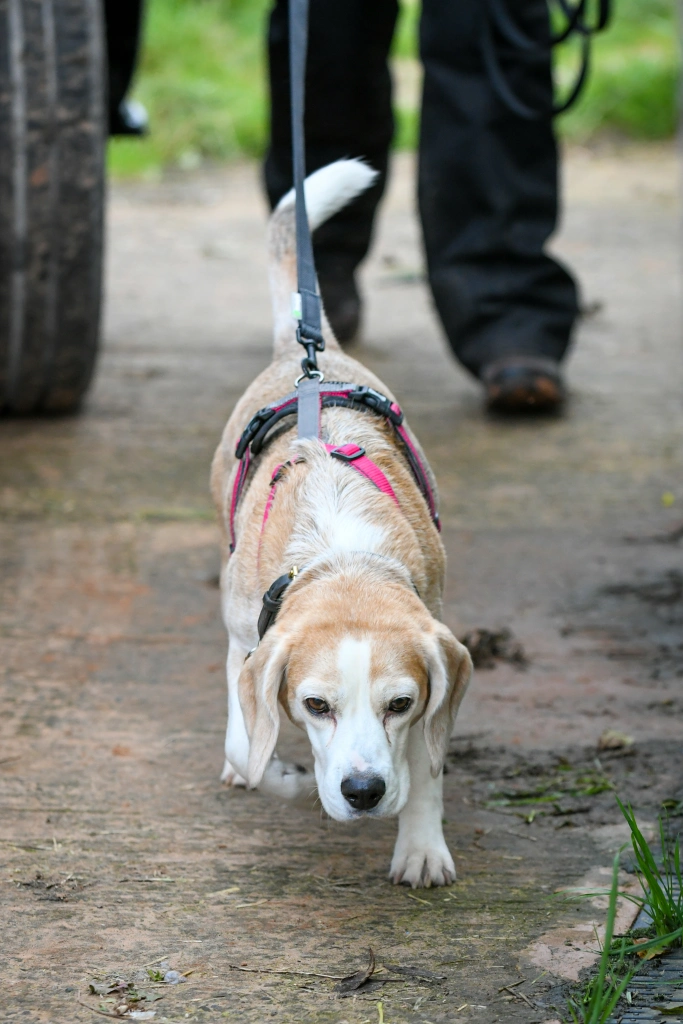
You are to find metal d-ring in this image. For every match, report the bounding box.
[294,369,324,387]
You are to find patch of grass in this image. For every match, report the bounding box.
[561,801,683,953]
[556,0,680,141]
[565,854,634,1024]
[392,0,680,148]
[618,799,683,946]
[110,0,679,178]
[109,0,271,179]
[485,765,614,811]
[561,802,683,1022]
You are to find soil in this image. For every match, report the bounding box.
[1,143,681,1023]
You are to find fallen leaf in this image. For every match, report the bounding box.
[598,729,634,751]
[335,948,376,994]
[634,936,672,960]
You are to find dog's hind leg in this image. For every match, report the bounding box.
[221,641,250,786]
[389,726,456,888]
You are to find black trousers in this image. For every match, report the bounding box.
[104,0,145,128]
[264,0,579,379]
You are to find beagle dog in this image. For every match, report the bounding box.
[211,160,472,888]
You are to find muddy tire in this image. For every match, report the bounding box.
[0,0,105,414]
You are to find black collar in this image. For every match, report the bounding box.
[256,553,420,642]
[257,566,300,640]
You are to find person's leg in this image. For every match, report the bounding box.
[265,0,398,342]
[418,0,579,408]
[105,0,148,135]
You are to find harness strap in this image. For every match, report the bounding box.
[297,374,321,438]
[392,413,439,529]
[326,444,401,509]
[256,447,399,564]
[228,382,440,554]
[258,457,305,564]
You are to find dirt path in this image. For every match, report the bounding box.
[1,144,681,1023]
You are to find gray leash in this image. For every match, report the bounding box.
[289,0,324,439]
[289,0,324,378]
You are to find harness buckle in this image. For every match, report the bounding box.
[329,446,366,462]
[235,406,275,459]
[351,386,404,425]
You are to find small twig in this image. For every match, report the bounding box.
[504,829,538,843]
[497,979,525,993]
[227,963,347,980]
[437,958,483,965]
[141,954,170,968]
[226,962,413,986]
[501,984,535,1008]
[118,876,174,883]
[405,892,432,906]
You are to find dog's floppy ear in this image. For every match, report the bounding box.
[422,623,472,778]
[238,631,290,788]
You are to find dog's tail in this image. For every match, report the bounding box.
[268,159,378,356]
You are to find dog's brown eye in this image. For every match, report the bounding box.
[388,697,412,714]
[304,697,330,716]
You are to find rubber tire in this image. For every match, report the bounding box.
[0,0,106,414]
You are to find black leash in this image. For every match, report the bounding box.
[484,0,612,120]
[288,0,324,380]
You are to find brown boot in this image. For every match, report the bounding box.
[482,356,566,415]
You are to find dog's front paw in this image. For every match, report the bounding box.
[220,758,247,787]
[390,835,456,888]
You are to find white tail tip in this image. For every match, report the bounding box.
[275,158,378,233]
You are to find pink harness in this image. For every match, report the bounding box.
[257,443,401,560]
[229,381,439,556]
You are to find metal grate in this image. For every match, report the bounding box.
[607,947,683,1023]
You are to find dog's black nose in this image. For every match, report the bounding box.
[341,774,386,811]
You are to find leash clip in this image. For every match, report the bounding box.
[294,368,324,387]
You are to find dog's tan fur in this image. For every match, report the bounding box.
[211,161,472,887]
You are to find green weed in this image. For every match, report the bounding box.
[486,767,614,812]
[565,854,634,1024]
[560,801,683,952]
[617,799,683,946]
[562,801,683,1022]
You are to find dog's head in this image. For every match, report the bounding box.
[237,559,471,820]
